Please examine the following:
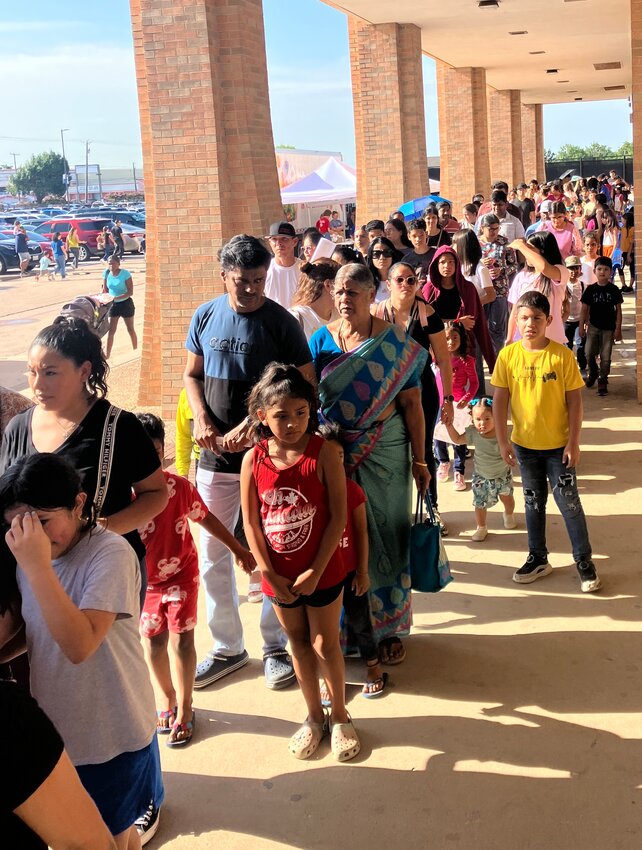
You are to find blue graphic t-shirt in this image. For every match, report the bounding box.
[185,296,311,473]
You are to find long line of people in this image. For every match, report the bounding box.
[0,167,630,847]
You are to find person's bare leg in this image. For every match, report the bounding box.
[273,604,323,724]
[306,595,348,724]
[105,317,119,358]
[124,315,138,351]
[500,493,515,515]
[474,507,488,528]
[169,630,196,737]
[144,632,176,729]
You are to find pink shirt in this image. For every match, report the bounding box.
[508,265,570,345]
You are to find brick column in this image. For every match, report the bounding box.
[631,0,642,401]
[130,0,283,413]
[487,88,525,188]
[522,103,542,181]
[436,62,491,212]
[348,18,429,224]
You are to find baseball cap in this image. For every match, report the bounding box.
[565,255,582,268]
[539,200,552,214]
[516,182,528,190]
[268,221,296,238]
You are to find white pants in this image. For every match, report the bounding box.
[196,467,287,656]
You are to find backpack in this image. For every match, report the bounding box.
[56,293,113,338]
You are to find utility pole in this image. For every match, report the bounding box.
[132,162,137,193]
[85,140,91,203]
[9,152,19,171]
[60,129,70,201]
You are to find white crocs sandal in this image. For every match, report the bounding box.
[288,716,328,760]
[330,714,361,762]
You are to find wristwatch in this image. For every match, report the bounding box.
[443,395,455,403]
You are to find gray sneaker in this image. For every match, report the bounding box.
[263,650,296,690]
[194,649,249,689]
[513,553,552,584]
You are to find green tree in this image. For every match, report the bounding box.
[8,151,68,202]
[614,141,633,158]
[554,143,586,161]
[582,142,615,159]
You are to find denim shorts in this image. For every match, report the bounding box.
[471,471,513,509]
[76,737,164,836]
[268,580,344,609]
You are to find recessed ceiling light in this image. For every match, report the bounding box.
[509,30,528,35]
[478,0,500,7]
[546,69,559,74]
[529,50,546,55]
[574,97,583,101]
[594,61,622,71]
[556,80,570,83]
[604,84,626,91]
[567,90,578,93]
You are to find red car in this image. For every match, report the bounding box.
[33,218,114,261]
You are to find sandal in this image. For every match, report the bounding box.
[319,679,332,708]
[330,714,361,762]
[167,710,195,748]
[156,706,177,734]
[362,660,388,699]
[248,569,263,604]
[288,715,328,760]
[380,637,406,666]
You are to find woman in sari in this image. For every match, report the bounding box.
[309,263,428,665]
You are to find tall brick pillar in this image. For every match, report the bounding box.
[630,0,642,401]
[130,0,283,414]
[521,102,546,182]
[487,88,525,188]
[348,18,429,224]
[436,62,491,212]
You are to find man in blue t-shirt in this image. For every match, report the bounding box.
[184,234,314,691]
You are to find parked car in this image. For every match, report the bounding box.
[0,238,42,275]
[33,218,113,261]
[65,209,146,228]
[120,223,146,253]
[0,229,51,253]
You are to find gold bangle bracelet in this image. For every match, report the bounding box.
[412,460,428,467]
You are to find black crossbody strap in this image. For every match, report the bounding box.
[94,405,121,514]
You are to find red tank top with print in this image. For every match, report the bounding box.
[252,434,346,595]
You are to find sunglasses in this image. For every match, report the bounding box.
[392,275,417,284]
[470,398,493,408]
[372,250,393,259]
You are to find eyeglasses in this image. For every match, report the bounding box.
[372,250,393,259]
[392,275,417,285]
[469,398,493,407]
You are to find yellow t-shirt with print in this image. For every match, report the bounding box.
[491,340,585,450]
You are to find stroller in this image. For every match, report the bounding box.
[55,293,113,338]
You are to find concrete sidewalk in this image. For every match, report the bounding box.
[145,298,642,849]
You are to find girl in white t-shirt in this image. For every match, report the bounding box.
[505,233,569,345]
[0,453,162,849]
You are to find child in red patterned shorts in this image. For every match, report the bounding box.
[137,414,256,747]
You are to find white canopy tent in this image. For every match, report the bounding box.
[280,157,356,205]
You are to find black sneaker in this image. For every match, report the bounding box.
[584,373,598,388]
[194,649,249,689]
[577,559,601,593]
[135,801,160,846]
[513,553,552,584]
[597,382,608,396]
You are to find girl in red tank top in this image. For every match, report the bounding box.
[241,364,360,762]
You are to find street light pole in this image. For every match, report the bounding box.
[60,129,70,201]
[10,152,19,171]
[85,140,91,203]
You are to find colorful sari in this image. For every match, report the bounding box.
[314,325,427,643]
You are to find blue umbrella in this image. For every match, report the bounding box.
[397,194,451,222]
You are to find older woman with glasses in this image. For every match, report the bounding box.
[365,236,402,303]
[375,262,453,532]
[309,263,428,666]
[478,213,518,354]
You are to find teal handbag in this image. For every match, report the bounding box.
[410,494,453,593]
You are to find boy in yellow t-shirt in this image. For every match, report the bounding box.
[491,290,601,593]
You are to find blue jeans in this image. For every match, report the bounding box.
[434,439,467,474]
[54,254,66,278]
[196,467,287,656]
[513,444,592,562]
[484,296,508,355]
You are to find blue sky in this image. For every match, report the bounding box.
[0,0,632,171]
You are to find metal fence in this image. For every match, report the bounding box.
[545,157,633,184]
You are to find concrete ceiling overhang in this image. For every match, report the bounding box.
[324,0,631,104]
